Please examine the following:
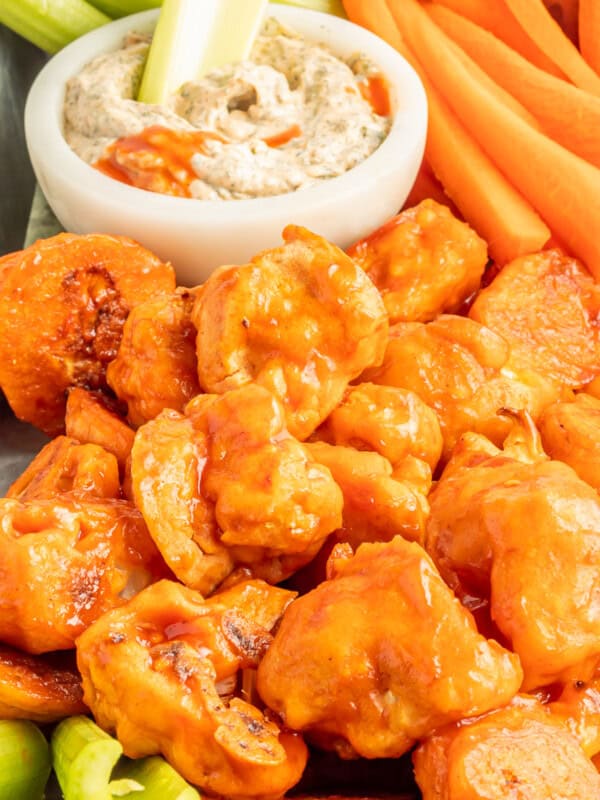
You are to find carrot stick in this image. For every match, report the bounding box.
[420,70,550,264]
[579,0,600,76]
[503,0,600,94]
[429,0,566,77]
[428,3,600,168]
[393,5,542,129]
[387,0,600,278]
[543,0,579,43]
[343,0,552,264]
[437,35,542,129]
[341,0,405,49]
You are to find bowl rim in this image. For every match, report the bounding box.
[24,4,428,223]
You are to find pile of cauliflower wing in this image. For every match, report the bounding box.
[1,200,600,800]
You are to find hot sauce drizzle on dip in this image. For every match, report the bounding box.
[359,75,392,118]
[95,124,311,197]
[64,20,392,201]
[95,127,227,197]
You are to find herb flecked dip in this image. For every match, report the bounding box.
[63,19,392,201]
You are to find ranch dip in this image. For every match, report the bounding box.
[63,19,392,200]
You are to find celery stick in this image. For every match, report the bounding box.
[51,716,127,800]
[88,0,347,20]
[272,0,347,16]
[0,720,51,800]
[113,756,200,799]
[198,0,269,77]
[52,716,200,800]
[0,0,110,53]
[87,0,162,18]
[137,0,268,104]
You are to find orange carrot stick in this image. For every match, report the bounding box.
[346,0,539,129]
[579,0,600,76]
[436,35,542,129]
[341,0,405,49]
[543,0,579,43]
[429,0,566,77]
[503,0,600,94]
[428,3,600,168]
[387,0,600,277]
[419,70,550,264]
[343,0,552,264]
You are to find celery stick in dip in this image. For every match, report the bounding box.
[138,0,269,104]
[62,19,392,200]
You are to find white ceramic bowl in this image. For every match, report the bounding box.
[25,5,427,285]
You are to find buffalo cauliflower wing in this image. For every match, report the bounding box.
[426,417,600,690]
[65,388,135,473]
[0,495,168,653]
[0,646,86,724]
[413,698,600,800]
[347,199,487,323]
[131,385,343,593]
[313,382,443,483]
[539,393,600,491]
[107,289,201,427]
[193,225,388,440]
[306,441,429,548]
[0,233,175,435]
[469,249,600,388]
[257,536,522,760]
[76,579,307,799]
[6,435,121,502]
[362,315,558,459]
